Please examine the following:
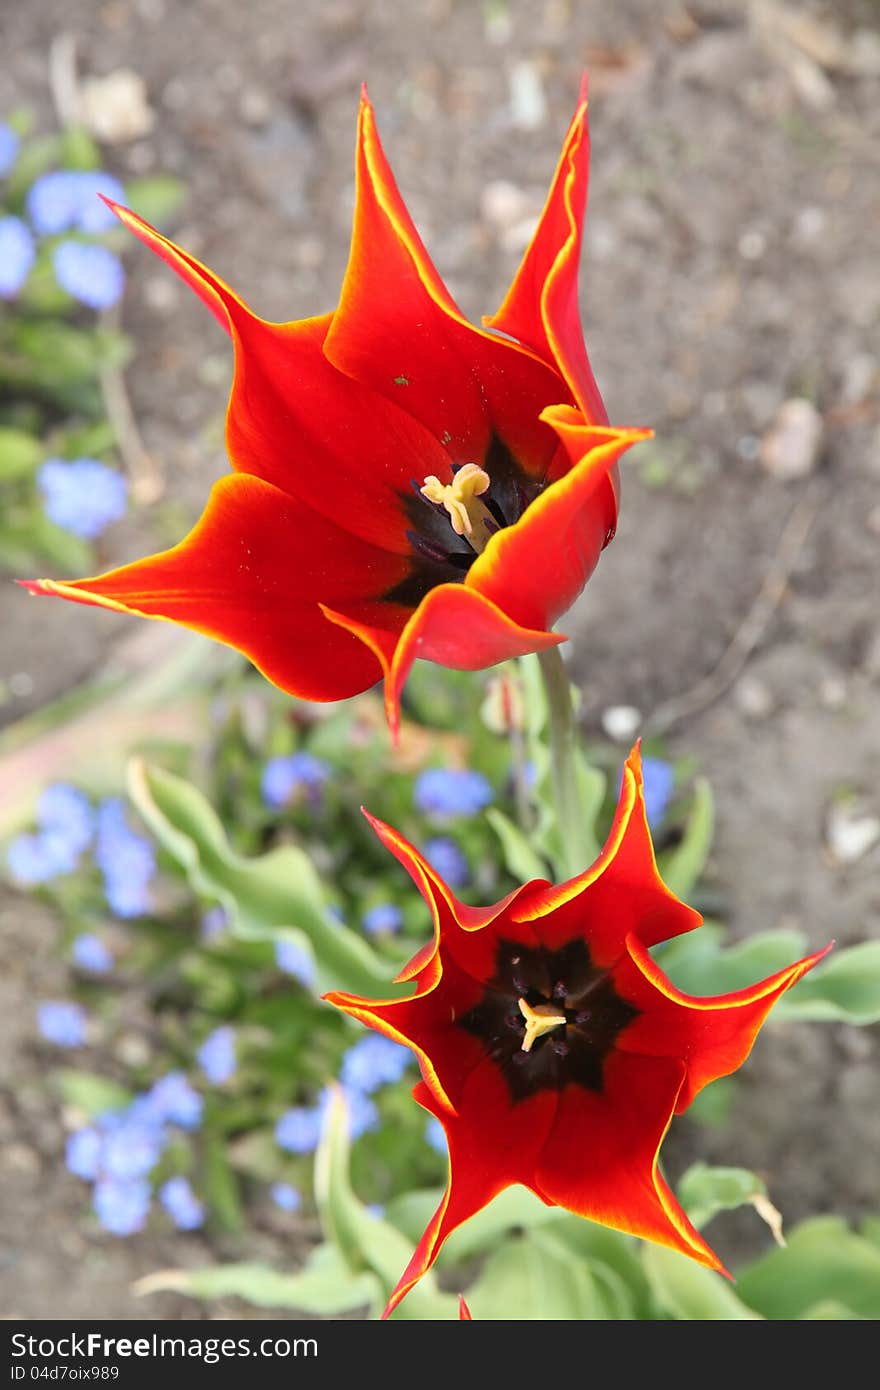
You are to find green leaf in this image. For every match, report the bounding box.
[61,125,101,170]
[3,133,61,202]
[642,1246,761,1320]
[657,921,807,998]
[133,1247,380,1315]
[659,777,714,900]
[314,1086,459,1320]
[774,941,880,1024]
[467,1227,615,1320]
[0,428,41,480]
[799,1300,862,1320]
[485,808,548,881]
[53,1069,131,1117]
[202,1126,244,1234]
[736,1216,880,1319]
[127,758,395,998]
[678,1162,768,1231]
[124,175,186,228]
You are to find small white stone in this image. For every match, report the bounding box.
[509,61,547,131]
[825,801,880,865]
[760,398,824,481]
[80,69,155,144]
[734,675,774,719]
[480,180,532,229]
[818,674,847,709]
[738,228,767,261]
[601,705,642,742]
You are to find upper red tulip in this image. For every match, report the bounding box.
[20,84,648,736]
[326,745,830,1318]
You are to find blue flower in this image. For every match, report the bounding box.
[361,903,402,936]
[6,831,78,884]
[640,756,675,830]
[414,767,494,818]
[196,1026,236,1085]
[38,458,128,541]
[274,1104,324,1155]
[101,1117,165,1181]
[26,169,126,236]
[73,171,127,233]
[159,1176,205,1231]
[145,1072,203,1130]
[93,1177,151,1235]
[72,933,113,974]
[0,123,20,177]
[339,1034,412,1094]
[270,1182,301,1213]
[38,784,94,854]
[65,1127,103,1180]
[274,938,315,987]
[425,1116,447,1155]
[94,798,155,918]
[0,216,35,297]
[37,1000,87,1047]
[423,837,469,888]
[261,752,330,811]
[323,1085,378,1140]
[53,240,125,310]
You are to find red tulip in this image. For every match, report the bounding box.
[21,84,648,736]
[326,745,830,1317]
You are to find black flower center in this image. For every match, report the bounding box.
[459,938,639,1102]
[384,434,547,608]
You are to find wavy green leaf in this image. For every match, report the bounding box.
[127,758,395,998]
[736,1217,880,1319]
[133,1246,379,1315]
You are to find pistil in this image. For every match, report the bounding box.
[518,997,567,1053]
[420,464,494,553]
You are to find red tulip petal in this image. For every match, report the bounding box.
[105,197,243,334]
[458,1295,473,1320]
[323,93,569,480]
[615,936,833,1111]
[468,421,649,631]
[516,744,702,965]
[382,1067,559,1318]
[533,1052,726,1272]
[21,474,411,702]
[484,85,607,424]
[110,201,453,554]
[324,583,564,742]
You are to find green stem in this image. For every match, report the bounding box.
[536,646,584,880]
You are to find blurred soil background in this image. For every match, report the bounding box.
[0,0,878,1318]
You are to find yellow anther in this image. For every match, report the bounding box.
[420,463,493,550]
[518,997,567,1054]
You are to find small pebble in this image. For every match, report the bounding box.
[825,801,880,865]
[734,675,774,719]
[601,705,642,742]
[760,398,824,481]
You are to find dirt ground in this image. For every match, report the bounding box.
[0,0,878,1318]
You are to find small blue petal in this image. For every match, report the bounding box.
[145,1072,203,1130]
[37,1000,88,1047]
[640,756,676,830]
[361,903,403,936]
[73,171,126,232]
[423,837,469,888]
[72,933,113,974]
[38,458,128,541]
[7,832,77,884]
[339,1034,412,1094]
[101,1120,165,1181]
[93,1177,151,1235]
[414,767,494,818]
[0,216,36,298]
[270,1182,301,1213]
[38,784,94,854]
[261,752,330,811]
[65,1127,103,1180]
[26,171,82,235]
[53,239,125,310]
[274,1105,323,1155]
[274,938,315,987]
[200,905,228,940]
[159,1176,205,1231]
[196,1026,237,1085]
[320,1085,379,1140]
